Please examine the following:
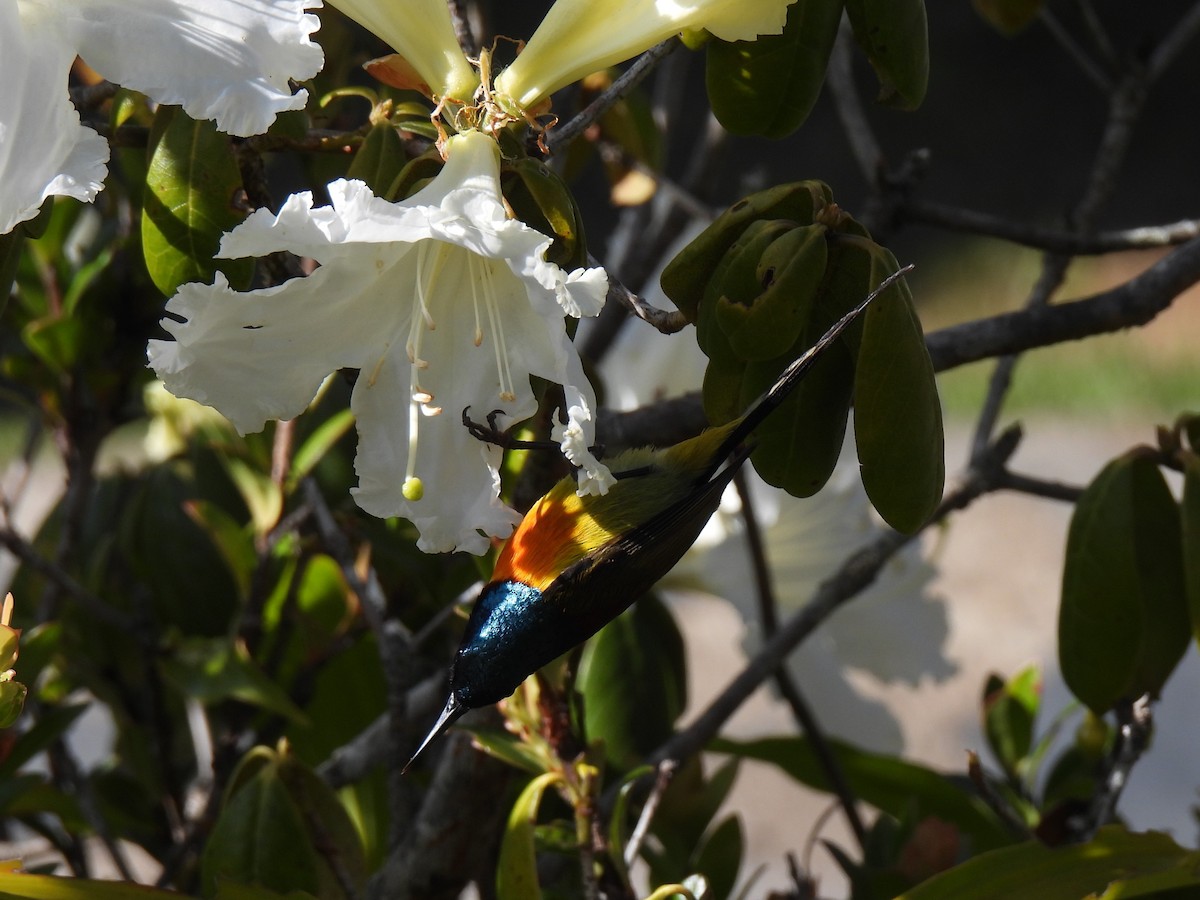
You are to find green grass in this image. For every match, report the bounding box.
[915,241,1200,420]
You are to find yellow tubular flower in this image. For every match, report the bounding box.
[327,0,479,100]
[494,0,796,111]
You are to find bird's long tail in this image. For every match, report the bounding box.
[708,264,914,468]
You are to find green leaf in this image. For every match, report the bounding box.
[204,745,364,899]
[288,410,356,492]
[21,316,88,375]
[0,680,27,728]
[706,0,845,138]
[466,727,547,776]
[648,757,741,881]
[162,638,308,724]
[346,121,408,196]
[1182,454,1200,645]
[120,463,241,636]
[853,249,944,532]
[496,772,562,900]
[982,665,1041,781]
[576,594,687,770]
[141,105,252,296]
[660,180,830,322]
[608,765,656,887]
[712,736,1011,852]
[0,862,189,899]
[692,815,743,900]
[894,826,1200,900]
[844,0,929,109]
[1059,452,1190,713]
[501,158,588,270]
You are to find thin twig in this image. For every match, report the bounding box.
[1038,8,1113,92]
[969,64,1151,464]
[1068,696,1153,843]
[547,39,680,156]
[995,471,1086,504]
[966,751,1037,840]
[590,254,690,335]
[0,525,134,631]
[733,471,869,853]
[1147,1,1200,82]
[904,201,1200,254]
[623,760,676,868]
[1074,0,1117,69]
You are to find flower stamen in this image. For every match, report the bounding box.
[472,255,518,403]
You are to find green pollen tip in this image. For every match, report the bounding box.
[402,477,424,502]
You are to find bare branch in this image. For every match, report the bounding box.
[547,39,680,156]
[1147,1,1200,82]
[592,254,690,335]
[925,234,1200,372]
[904,200,1200,254]
[733,471,868,853]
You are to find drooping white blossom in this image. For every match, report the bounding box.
[149,130,610,554]
[0,0,324,234]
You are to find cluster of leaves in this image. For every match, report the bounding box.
[660,181,944,531]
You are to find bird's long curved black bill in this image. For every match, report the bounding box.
[402,693,466,774]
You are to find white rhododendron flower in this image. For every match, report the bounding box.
[148,130,610,554]
[494,0,798,111]
[0,0,324,234]
[683,459,955,751]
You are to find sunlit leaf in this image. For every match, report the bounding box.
[496,772,562,900]
[141,106,252,297]
[894,826,1200,899]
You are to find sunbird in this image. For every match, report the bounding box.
[405,268,910,770]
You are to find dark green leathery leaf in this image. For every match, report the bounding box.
[715,222,829,360]
[1059,451,1190,714]
[852,247,944,532]
[845,0,929,109]
[707,0,846,138]
[660,180,831,321]
[346,120,408,196]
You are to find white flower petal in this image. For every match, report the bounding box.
[326,0,478,100]
[554,267,608,318]
[554,358,613,496]
[148,265,385,434]
[58,0,324,137]
[151,130,608,554]
[0,1,108,233]
[495,0,796,109]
